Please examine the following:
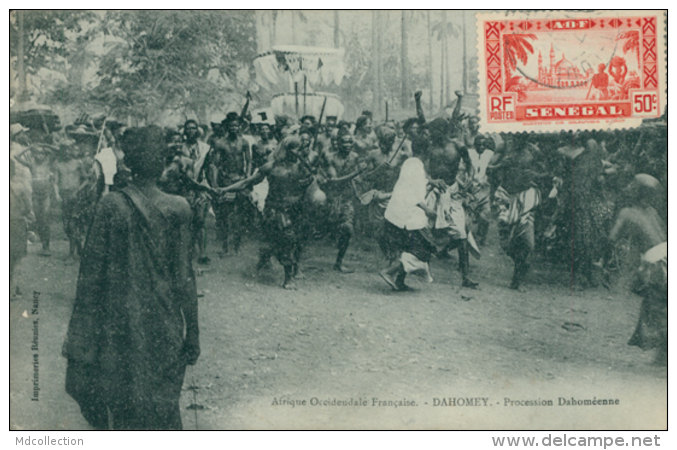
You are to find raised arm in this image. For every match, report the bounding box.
[415,90,426,125]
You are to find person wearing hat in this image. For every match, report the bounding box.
[64,126,200,429]
[207,111,252,256]
[609,174,667,365]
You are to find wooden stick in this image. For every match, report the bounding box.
[96,116,108,155]
[385,101,389,122]
[295,82,299,116]
[303,75,307,116]
[387,131,408,165]
[318,96,328,126]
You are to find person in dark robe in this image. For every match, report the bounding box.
[63,126,200,430]
[555,132,614,287]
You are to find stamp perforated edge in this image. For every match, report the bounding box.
[474,10,667,134]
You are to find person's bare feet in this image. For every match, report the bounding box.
[462,277,479,289]
[282,281,297,290]
[293,267,306,279]
[334,264,354,274]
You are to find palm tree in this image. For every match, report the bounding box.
[462,10,467,94]
[371,10,381,115]
[401,10,410,109]
[427,11,434,108]
[616,30,640,59]
[503,34,537,78]
[432,11,460,106]
[15,11,27,99]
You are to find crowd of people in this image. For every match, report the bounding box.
[9,89,667,429]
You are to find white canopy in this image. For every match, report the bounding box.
[254,45,346,90]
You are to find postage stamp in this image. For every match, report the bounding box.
[476,10,666,133]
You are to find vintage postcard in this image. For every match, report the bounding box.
[477,10,667,133]
[9,10,667,433]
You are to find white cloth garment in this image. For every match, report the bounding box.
[384,157,428,230]
[95,147,118,186]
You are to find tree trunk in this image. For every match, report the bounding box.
[371,10,379,115]
[427,11,434,109]
[401,11,410,110]
[462,10,468,94]
[440,12,446,108]
[17,10,27,100]
[271,11,276,47]
[443,11,451,106]
[334,11,340,48]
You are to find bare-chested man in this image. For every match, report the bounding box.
[225,137,314,289]
[161,120,212,264]
[207,112,252,256]
[251,123,277,170]
[352,115,378,157]
[465,134,495,246]
[314,116,337,158]
[54,143,94,259]
[15,140,60,256]
[491,135,547,290]
[321,131,363,273]
[425,117,479,288]
[609,174,667,365]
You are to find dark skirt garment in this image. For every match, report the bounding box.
[628,247,667,351]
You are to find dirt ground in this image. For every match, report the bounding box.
[9,214,667,430]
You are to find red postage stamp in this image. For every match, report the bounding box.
[476,10,666,133]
